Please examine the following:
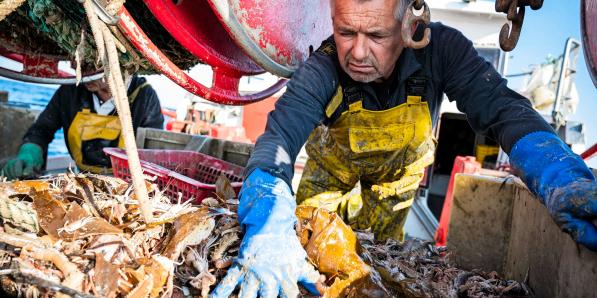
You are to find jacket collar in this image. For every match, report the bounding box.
[395,47,422,84]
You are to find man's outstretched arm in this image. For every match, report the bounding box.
[438,24,596,250]
[212,43,338,297]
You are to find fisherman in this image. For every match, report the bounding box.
[210,0,597,296]
[1,75,163,179]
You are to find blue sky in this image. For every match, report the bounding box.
[505,0,596,167]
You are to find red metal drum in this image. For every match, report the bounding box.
[118,8,287,105]
[142,0,262,76]
[207,0,333,78]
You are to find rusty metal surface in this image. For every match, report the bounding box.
[581,0,597,86]
[401,1,431,50]
[142,0,263,76]
[207,0,332,78]
[117,8,287,105]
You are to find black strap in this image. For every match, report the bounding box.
[341,74,365,106]
[406,25,430,98]
[324,72,363,125]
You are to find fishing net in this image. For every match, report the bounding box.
[0,0,199,74]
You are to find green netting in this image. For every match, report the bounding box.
[26,0,96,65]
[0,0,199,74]
[0,8,68,58]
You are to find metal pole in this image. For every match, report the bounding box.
[552,38,580,127]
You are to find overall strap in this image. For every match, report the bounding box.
[405,47,429,101]
[406,25,431,101]
[318,37,369,124]
[128,82,149,104]
[81,90,93,110]
[324,72,366,125]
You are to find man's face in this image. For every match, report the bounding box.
[332,0,404,82]
[84,79,112,101]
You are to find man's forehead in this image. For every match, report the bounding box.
[332,0,397,26]
[332,0,397,14]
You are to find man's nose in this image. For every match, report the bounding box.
[351,34,369,61]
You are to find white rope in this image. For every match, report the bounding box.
[82,0,154,223]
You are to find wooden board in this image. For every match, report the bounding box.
[447,174,597,297]
[505,183,597,298]
[447,174,517,274]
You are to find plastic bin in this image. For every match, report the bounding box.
[135,127,254,168]
[104,148,244,203]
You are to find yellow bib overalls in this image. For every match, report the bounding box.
[66,83,148,173]
[297,78,435,241]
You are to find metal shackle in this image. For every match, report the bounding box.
[401,0,431,49]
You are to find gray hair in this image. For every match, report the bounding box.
[330,0,411,21]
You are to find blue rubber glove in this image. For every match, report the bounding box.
[1,143,44,180]
[510,131,597,250]
[210,169,322,298]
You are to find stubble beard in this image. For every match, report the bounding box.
[342,55,383,83]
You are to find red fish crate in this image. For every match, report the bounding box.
[104,148,244,203]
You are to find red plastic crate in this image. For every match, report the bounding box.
[103,148,244,203]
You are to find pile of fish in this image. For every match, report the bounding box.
[296,207,531,298]
[0,173,240,298]
[0,173,531,298]
[356,234,531,298]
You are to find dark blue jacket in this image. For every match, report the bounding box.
[247,22,554,186]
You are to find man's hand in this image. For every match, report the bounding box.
[210,169,322,298]
[510,131,597,251]
[1,143,44,180]
[546,180,597,250]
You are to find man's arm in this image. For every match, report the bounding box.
[212,44,339,297]
[245,48,339,186]
[130,77,164,130]
[135,86,164,130]
[3,86,66,179]
[437,24,596,250]
[437,24,554,152]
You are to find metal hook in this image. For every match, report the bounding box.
[495,0,542,51]
[401,1,431,50]
[498,0,525,51]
